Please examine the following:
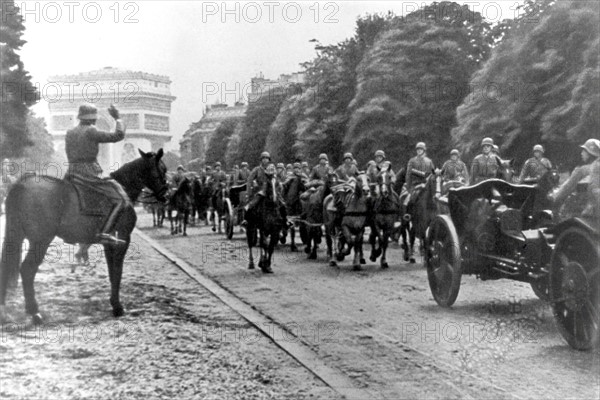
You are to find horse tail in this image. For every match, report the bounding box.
[1,184,25,287]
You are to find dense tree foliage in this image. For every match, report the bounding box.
[452,1,598,168]
[0,1,40,159]
[205,119,238,168]
[346,2,493,167]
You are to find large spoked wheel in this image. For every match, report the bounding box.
[550,227,600,350]
[426,215,463,307]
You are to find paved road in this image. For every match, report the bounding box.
[140,213,600,400]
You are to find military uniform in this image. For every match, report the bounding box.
[335,163,359,181]
[441,159,469,183]
[470,154,501,184]
[519,157,552,184]
[406,155,434,190]
[585,159,600,217]
[65,104,128,245]
[309,164,333,183]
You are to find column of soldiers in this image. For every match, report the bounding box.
[173,136,599,221]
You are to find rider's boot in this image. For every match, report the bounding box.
[97,203,127,246]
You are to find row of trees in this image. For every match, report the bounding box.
[205,0,598,171]
[1,1,56,164]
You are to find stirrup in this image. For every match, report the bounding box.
[96,233,126,246]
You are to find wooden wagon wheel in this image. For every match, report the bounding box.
[550,227,600,350]
[426,215,463,307]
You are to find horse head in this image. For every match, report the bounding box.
[378,164,393,197]
[112,148,168,203]
[497,158,516,182]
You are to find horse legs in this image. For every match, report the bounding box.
[290,227,298,252]
[353,230,363,271]
[380,231,389,269]
[211,209,217,232]
[247,226,256,269]
[182,210,188,236]
[325,227,336,267]
[20,240,51,324]
[409,225,416,263]
[104,242,128,317]
[369,229,381,262]
[308,233,318,260]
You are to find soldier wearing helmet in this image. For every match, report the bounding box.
[64,104,129,245]
[301,161,311,177]
[440,149,469,185]
[276,162,287,183]
[519,144,552,184]
[550,139,600,215]
[470,137,502,184]
[209,161,227,205]
[405,142,434,192]
[308,153,334,187]
[236,162,250,185]
[335,152,359,182]
[243,152,274,221]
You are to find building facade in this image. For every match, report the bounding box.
[47,67,176,173]
[181,72,305,168]
[180,103,246,167]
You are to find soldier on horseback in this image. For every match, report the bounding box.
[242,152,289,227]
[440,149,469,186]
[368,150,396,185]
[301,161,311,177]
[471,137,502,184]
[519,145,553,184]
[335,152,359,182]
[276,163,287,182]
[237,162,251,185]
[309,154,334,187]
[172,165,186,187]
[549,139,600,217]
[64,104,129,245]
[406,143,434,191]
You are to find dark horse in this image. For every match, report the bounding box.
[191,176,211,226]
[392,167,417,263]
[282,173,307,252]
[0,149,168,324]
[246,175,285,273]
[168,177,193,236]
[369,168,401,269]
[210,182,229,234]
[325,175,370,270]
[301,172,337,260]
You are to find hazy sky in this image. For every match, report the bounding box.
[18,1,524,150]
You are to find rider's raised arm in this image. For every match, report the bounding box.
[87,121,125,143]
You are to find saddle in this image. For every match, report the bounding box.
[67,176,117,216]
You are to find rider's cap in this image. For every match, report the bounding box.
[581,139,600,158]
[301,161,309,167]
[533,144,544,153]
[276,163,285,169]
[241,162,248,167]
[260,151,271,160]
[375,150,385,158]
[368,160,376,166]
[450,149,460,156]
[481,137,494,146]
[343,152,353,160]
[214,161,221,167]
[77,104,98,121]
[416,142,426,150]
[286,163,293,169]
[319,153,329,161]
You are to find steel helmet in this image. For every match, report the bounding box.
[214,161,221,167]
[367,160,376,167]
[276,162,285,169]
[241,162,248,167]
[581,139,600,158]
[481,137,494,147]
[450,149,460,156]
[301,161,309,167]
[416,142,426,150]
[77,104,98,121]
[533,144,544,153]
[374,150,385,158]
[286,163,293,169]
[260,151,271,160]
[319,153,329,161]
[293,162,301,169]
[343,152,353,160]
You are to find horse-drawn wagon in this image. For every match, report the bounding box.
[224,184,247,239]
[425,178,599,350]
